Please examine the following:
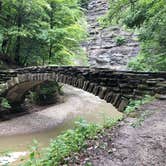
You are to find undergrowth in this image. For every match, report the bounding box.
[0,97,11,111]
[124,95,155,128]
[22,95,154,166]
[131,111,151,128]
[124,95,154,114]
[23,117,122,166]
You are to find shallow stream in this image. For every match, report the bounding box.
[0,85,122,165]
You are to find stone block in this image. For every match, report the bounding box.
[118,97,129,112]
[98,87,107,99]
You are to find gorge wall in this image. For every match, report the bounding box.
[85,0,139,70]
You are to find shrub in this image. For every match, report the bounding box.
[124,95,154,114]
[115,36,126,46]
[0,98,11,110]
[128,54,147,71]
[23,119,101,166]
[107,0,166,71]
[29,81,63,105]
[79,0,90,9]
[23,117,122,166]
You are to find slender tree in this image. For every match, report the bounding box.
[0,0,87,67]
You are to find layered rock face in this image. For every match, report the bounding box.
[86,0,139,70]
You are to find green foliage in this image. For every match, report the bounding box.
[128,54,149,71]
[107,0,166,71]
[124,95,154,114]
[78,0,89,9]
[98,14,110,28]
[23,119,101,166]
[0,0,87,66]
[115,36,126,46]
[23,117,122,166]
[103,116,123,129]
[29,81,62,105]
[0,97,11,110]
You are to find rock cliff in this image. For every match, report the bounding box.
[86,0,139,70]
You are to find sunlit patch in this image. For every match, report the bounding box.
[0,152,27,165]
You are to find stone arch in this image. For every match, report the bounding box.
[2,72,128,112]
[0,66,165,112]
[4,73,58,105]
[6,81,44,104]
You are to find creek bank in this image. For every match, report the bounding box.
[0,85,121,165]
[0,85,120,136]
[0,102,62,122]
[65,99,166,166]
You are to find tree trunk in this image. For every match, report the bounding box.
[48,2,54,64]
[0,0,2,12]
[15,36,21,65]
[1,38,8,54]
[49,43,53,64]
[15,10,22,65]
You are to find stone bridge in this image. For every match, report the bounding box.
[0,66,165,111]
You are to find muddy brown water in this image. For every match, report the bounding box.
[0,103,121,152]
[0,85,122,165]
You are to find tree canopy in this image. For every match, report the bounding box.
[0,0,87,67]
[107,0,166,71]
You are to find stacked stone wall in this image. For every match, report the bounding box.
[0,66,165,111]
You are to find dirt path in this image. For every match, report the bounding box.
[66,100,166,166]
